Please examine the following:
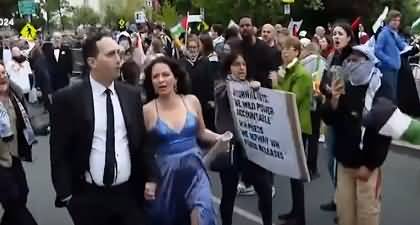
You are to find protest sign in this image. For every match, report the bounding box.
[227,81,310,181]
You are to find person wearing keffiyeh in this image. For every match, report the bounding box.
[0,61,37,225]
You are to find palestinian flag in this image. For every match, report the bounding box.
[170,16,188,38]
[363,97,420,145]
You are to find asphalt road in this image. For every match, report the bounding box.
[0,134,416,225]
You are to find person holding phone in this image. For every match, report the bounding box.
[318,22,355,216]
[321,43,392,225]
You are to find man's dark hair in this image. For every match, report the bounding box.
[222,51,245,77]
[154,24,163,32]
[199,33,214,56]
[224,27,239,40]
[212,24,224,36]
[82,31,112,69]
[239,15,253,25]
[386,10,401,23]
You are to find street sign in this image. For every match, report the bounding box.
[118,18,128,31]
[135,10,147,23]
[284,4,291,15]
[282,0,295,3]
[145,0,153,8]
[18,0,36,16]
[20,23,37,41]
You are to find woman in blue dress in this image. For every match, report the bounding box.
[142,56,223,225]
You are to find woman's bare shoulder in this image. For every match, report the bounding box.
[142,100,157,129]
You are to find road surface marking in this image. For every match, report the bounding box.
[212,196,275,225]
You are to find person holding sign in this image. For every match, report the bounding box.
[143,57,226,225]
[270,36,312,225]
[214,52,273,225]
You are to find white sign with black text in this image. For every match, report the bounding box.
[135,10,147,23]
[227,81,310,181]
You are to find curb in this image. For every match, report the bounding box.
[392,140,420,150]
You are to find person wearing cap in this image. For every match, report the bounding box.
[320,44,392,225]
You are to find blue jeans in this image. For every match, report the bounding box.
[381,70,399,103]
[325,126,337,187]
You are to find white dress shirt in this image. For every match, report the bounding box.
[54,49,60,62]
[85,76,131,186]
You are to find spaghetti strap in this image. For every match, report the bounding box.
[154,100,159,118]
[180,95,189,112]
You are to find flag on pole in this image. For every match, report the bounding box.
[372,6,389,34]
[288,19,303,36]
[228,19,238,29]
[170,16,189,38]
[198,21,209,32]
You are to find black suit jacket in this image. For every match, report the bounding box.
[42,43,73,91]
[50,77,159,207]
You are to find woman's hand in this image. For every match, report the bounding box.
[249,81,261,90]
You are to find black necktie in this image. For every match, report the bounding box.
[103,89,116,187]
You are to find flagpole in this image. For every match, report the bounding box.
[185,11,189,46]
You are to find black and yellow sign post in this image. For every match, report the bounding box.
[20,23,37,41]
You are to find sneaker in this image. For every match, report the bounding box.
[272,186,276,198]
[237,182,256,196]
[320,201,336,211]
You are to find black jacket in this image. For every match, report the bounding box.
[50,78,159,206]
[42,43,73,91]
[321,81,392,170]
[180,56,220,109]
[231,39,279,88]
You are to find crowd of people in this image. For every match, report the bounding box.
[0,8,420,225]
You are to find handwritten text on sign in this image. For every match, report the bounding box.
[232,89,285,160]
[228,81,309,181]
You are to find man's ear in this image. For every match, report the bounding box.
[86,57,96,69]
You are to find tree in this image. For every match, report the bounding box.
[102,0,146,28]
[71,6,100,27]
[153,1,180,27]
[0,0,18,18]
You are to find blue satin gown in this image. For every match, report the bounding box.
[146,110,217,225]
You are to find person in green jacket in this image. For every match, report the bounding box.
[271,36,312,225]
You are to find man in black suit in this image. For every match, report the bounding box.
[42,32,73,92]
[50,31,159,225]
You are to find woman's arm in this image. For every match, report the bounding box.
[187,95,220,146]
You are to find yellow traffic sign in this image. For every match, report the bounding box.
[282,0,295,3]
[118,18,128,30]
[20,23,37,41]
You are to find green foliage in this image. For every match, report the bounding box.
[102,0,146,28]
[71,6,100,27]
[153,1,180,27]
[191,0,288,26]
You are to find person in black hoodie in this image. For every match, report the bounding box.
[179,34,220,131]
[320,43,392,225]
[318,22,354,215]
